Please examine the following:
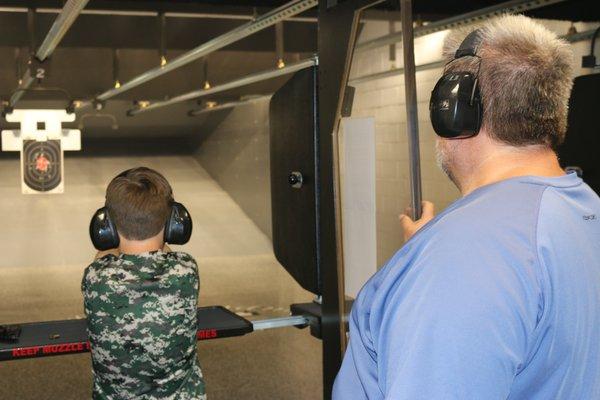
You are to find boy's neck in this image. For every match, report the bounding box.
[118,231,165,255]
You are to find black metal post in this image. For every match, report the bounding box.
[14,48,22,84]
[113,49,120,87]
[275,21,285,67]
[400,0,423,219]
[317,0,382,397]
[27,8,36,56]
[158,12,167,66]
[389,19,397,68]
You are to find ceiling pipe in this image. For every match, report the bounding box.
[128,57,316,116]
[0,7,317,22]
[9,0,89,107]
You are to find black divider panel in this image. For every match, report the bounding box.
[269,66,320,294]
[559,73,600,194]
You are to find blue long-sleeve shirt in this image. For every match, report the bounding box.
[333,173,600,399]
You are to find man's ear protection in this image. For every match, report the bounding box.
[429,29,484,139]
[89,202,193,251]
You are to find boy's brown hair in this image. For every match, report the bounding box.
[105,167,173,240]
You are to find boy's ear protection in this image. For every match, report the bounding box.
[89,207,119,251]
[164,202,193,245]
[429,29,484,139]
[89,202,193,251]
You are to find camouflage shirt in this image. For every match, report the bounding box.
[82,251,206,400]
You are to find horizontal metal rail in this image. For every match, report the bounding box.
[94,0,317,103]
[355,0,569,53]
[10,0,89,107]
[188,95,272,116]
[130,57,316,115]
[0,6,317,22]
[252,315,308,331]
[349,28,599,86]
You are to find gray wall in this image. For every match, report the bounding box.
[193,97,272,239]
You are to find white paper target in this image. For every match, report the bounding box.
[1,109,81,194]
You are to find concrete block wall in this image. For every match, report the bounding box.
[193,97,273,239]
[349,19,598,266]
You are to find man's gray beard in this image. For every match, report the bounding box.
[435,139,458,186]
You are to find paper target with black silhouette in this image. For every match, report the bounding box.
[21,140,63,193]
[1,109,81,194]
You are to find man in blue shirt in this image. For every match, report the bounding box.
[333,15,600,399]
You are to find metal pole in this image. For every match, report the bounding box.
[158,12,167,66]
[27,8,36,55]
[388,19,396,67]
[356,0,568,53]
[0,7,318,22]
[113,49,121,88]
[9,0,89,107]
[252,315,308,330]
[10,8,38,105]
[202,57,210,89]
[14,48,21,83]
[276,21,285,67]
[129,57,317,115]
[400,0,422,220]
[95,0,317,102]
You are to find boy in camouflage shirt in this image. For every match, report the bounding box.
[82,167,206,400]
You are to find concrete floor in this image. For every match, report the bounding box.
[0,155,322,399]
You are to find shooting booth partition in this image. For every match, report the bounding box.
[558,73,600,194]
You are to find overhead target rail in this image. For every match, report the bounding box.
[80,0,317,110]
[0,306,311,362]
[9,0,89,108]
[128,58,317,116]
[0,6,317,22]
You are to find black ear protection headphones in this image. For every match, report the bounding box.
[429,29,484,139]
[89,170,193,251]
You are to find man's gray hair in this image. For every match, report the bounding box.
[443,15,574,149]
